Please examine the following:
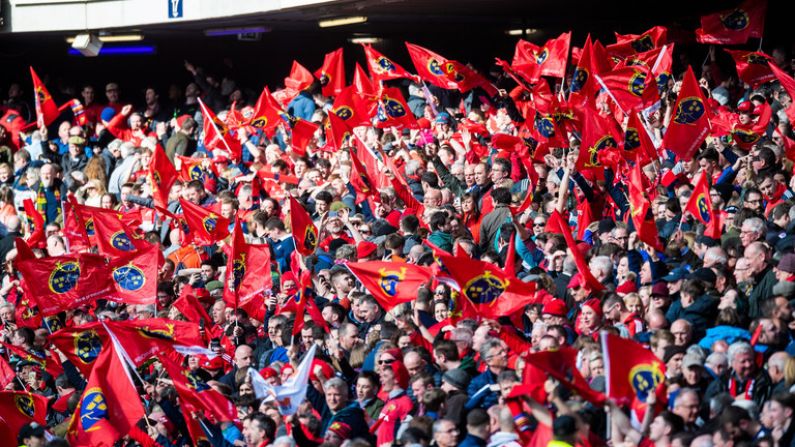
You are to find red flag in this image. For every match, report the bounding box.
[608,26,667,59]
[628,164,665,252]
[569,36,612,108]
[16,253,113,316]
[696,0,766,45]
[512,32,571,81]
[159,351,237,427]
[576,107,622,172]
[353,62,376,97]
[597,66,659,112]
[285,60,315,92]
[522,348,607,405]
[90,209,148,257]
[0,391,48,446]
[105,319,205,366]
[346,261,433,311]
[406,42,488,92]
[349,145,376,204]
[198,98,242,160]
[374,87,417,129]
[247,86,283,137]
[67,340,146,447]
[179,198,230,246]
[22,199,45,249]
[325,111,354,151]
[685,173,713,225]
[662,66,711,161]
[223,220,273,309]
[363,44,416,84]
[601,332,666,407]
[149,145,178,209]
[288,196,319,257]
[315,48,345,97]
[48,324,106,378]
[770,62,795,126]
[435,252,538,319]
[331,86,374,127]
[1,341,64,378]
[0,356,14,389]
[290,117,320,156]
[107,244,159,305]
[623,112,658,165]
[280,271,327,336]
[74,203,142,247]
[546,211,605,291]
[176,155,209,182]
[30,67,59,127]
[725,50,775,88]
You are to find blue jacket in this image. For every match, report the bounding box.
[459,434,488,447]
[288,92,316,121]
[465,369,500,410]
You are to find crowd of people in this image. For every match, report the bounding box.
[2,8,795,447]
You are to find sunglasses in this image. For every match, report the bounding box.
[378,358,396,365]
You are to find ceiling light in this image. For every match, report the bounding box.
[506,28,539,36]
[66,34,144,43]
[318,16,367,28]
[349,36,381,44]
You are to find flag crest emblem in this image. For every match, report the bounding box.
[80,387,108,431]
[15,394,35,417]
[463,271,508,304]
[75,330,102,364]
[112,264,145,291]
[49,261,81,294]
[378,267,407,297]
[629,363,665,403]
[673,97,705,125]
[722,9,749,30]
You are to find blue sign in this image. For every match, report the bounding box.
[168,0,183,19]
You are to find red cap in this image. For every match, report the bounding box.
[310,359,335,383]
[568,272,585,289]
[387,360,410,389]
[357,241,378,259]
[737,101,752,113]
[201,356,225,371]
[417,117,431,129]
[582,298,603,318]
[176,114,191,128]
[259,367,278,379]
[615,281,638,294]
[542,299,568,317]
[752,104,764,116]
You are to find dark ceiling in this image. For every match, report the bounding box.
[0,0,790,106]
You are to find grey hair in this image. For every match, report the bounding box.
[589,256,613,277]
[479,338,504,361]
[705,352,728,368]
[324,377,348,395]
[405,159,422,177]
[272,436,297,447]
[742,217,766,235]
[703,247,728,266]
[727,341,754,364]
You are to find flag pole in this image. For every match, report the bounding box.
[100,321,155,431]
[600,331,612,441]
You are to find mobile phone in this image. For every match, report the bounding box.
[28,371,36,383]
[199,318,205,332]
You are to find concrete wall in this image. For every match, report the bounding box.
[5,0,338,33]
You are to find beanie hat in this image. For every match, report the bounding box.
[101,107,116,123]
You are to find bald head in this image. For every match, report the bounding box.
[5,215,21,233]
[234,344,253,368]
